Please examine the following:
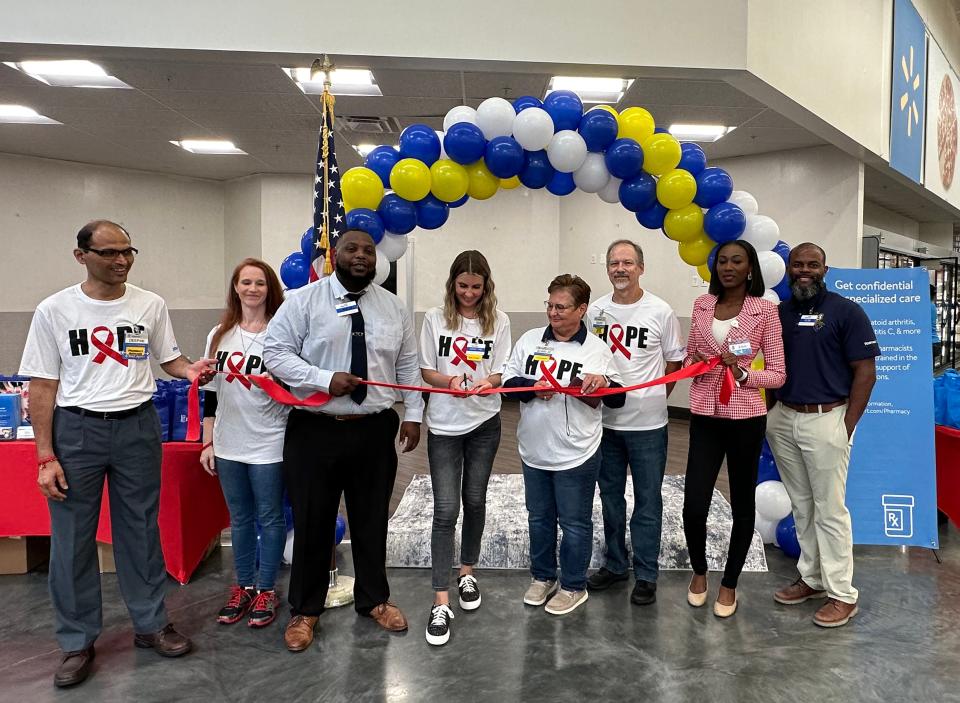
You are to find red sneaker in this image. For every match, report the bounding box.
[217,586,255,625]
[248,590,279,628]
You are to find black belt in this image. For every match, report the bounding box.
[60,400,153,420]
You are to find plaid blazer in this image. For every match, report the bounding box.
[684,293,786,419]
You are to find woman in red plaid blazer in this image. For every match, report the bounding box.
[682,240,786,618]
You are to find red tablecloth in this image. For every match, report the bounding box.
[0,441,229,584]
[936,425,960,529]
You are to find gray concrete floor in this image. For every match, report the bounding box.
[2,524,959,703]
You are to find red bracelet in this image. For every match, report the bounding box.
[37,455,57,468]
[202,442,213,450]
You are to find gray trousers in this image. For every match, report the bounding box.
[50,403,169,652]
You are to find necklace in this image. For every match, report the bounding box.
[238,324,266,357]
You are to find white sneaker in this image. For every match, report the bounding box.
[457,574,481,611]
[523,579,558,606]
[545,588,589,616]
[425,604,454,646]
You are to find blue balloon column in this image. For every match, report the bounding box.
[754,438,800,560]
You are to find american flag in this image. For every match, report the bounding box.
[310,95,346,280]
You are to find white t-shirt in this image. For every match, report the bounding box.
[204,325,289,464]
[419,307,511,436]
[502,325,622,471]
[19,284,181,412]
[587,291,685,431]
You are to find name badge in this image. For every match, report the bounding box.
[532,343,553,362]
[729,340,752,356]
[335,300,359,316]
[122,333,149,360]
[798,314,821,327]
[592,312,607,337]
[466,342,485,362]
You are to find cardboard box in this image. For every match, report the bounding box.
[0,536,50,574]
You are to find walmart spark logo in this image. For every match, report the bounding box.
[899,45,922,137]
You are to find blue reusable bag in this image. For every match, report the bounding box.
[945,370,960,430]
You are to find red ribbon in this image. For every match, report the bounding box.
[225,352,252,389]
[608,324,632,360]
[539,359,561,389]
[91,326,128,367]
[450,337,478,370]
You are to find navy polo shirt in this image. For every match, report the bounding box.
[775,288,880,404]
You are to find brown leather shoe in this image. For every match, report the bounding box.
[368,601,408,632]
[54,646,94,688]
[133,624,192,657]
[284,615,319,652]
[813,598,859,628]
[774,577,828,605]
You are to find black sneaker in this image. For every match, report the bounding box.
[425,604,455,646]
[248,589,278,628]
[631,579,657,605]
[457,574,481,611]
[587,567,628,591]
[218,586,255,624]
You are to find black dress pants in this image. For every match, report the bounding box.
[283,407,400,616]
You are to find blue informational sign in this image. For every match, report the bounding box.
[889,0,927,183]
[827,267,937,548]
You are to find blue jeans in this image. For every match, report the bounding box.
[598,425,668,582]
[216,458,286,590]
[522,450,601,592]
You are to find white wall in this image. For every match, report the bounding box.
[864,200,921,238]
[260,175,313,276]
[224,175,263,283]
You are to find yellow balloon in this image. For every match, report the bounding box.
[656,168,697,209]
[663,203,704,242]
[430,159,469,203]
[678,234,715,267]
[617,106,655,143]
[591,105,620,119]
[343,200,356,213]
[341,167,384,211]
[500,175,521,190]
[465,160,499,200]
[697,263,711,282]
[641,133,682,176]
[390,158,431,202]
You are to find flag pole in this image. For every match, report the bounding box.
[312,55,337,277]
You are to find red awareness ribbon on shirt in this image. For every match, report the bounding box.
[608,324,632,360]
[538,359,561,389]
[91,326,128,367]
[224,352,252,389]
[449,337,478,371]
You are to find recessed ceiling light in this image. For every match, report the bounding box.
[353,143,378,157]
[0,104,60,124]
[171,139,246,155]
[4,60,132,89]
[668,124,736,142]
[545,76,634,104]
[283,67,382,97]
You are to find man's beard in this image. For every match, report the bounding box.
[612,277,632,291]
[335,258,376,288]
[790,276,825,301]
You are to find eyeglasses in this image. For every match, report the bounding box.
[606,259,638,269]
[83,246,138,259]
[544,301,576,312]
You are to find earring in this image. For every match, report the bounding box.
[747,273,753,281]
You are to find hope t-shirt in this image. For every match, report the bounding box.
[502,325,621,471]
[587,291,685,431]
[204,325,289,464]
[419,307,511,435]
[19,284,181,412]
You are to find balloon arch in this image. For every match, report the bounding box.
[282,90,791,300]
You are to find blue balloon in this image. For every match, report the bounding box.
[707,243,720,271]
[377,193,417,235]
[398,123,441,165]
[364,146,400,188]
[443,123,486,165]
[546,170,575,196]
[635,202,668,230]
[513,95,543,113]
[543,90,583,131]
[757,452,780,484]
[416,194,450,230]
[578,109,619,152]
[773,240,791,263]
[335,515,347,545]
[694,167,734,208]
[776,514,801,559]
[300,227,315,260]
[449,194,469,208]
[345,208,385,244]
[519,150,555,189]
[484,136,525,178]
[704,202,746,243]
[654,127,670,134]
[773,276,791,301]
[678,142,707,176]
[619,172,657,212]
[604,138,644,180]
[280,252,309,289]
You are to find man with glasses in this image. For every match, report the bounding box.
[19,220,214,687]
[586,240,685,605]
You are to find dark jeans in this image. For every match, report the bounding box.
[598,425,668,582]
[216,458,286,590]
[428,414,501,591]
[682,414,766,589]
[523,450,601,592]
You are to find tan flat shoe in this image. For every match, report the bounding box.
[713,595,738,618]
[687,576,708,607]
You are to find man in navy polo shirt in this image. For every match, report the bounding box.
[765,243,878,628]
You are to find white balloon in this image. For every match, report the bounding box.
[757,250,787,290]
[282,529,294,565]
[546,130,587,173]
[573,153,610,193]
[761,288,780,304]
[374,252,391,286]
[443,105,477,131]
[436,131,448,160]
[475,97,516,140]
[598,176,623,204]
[755,512,779,544]
[741,214,780,252]
[756,480,793,521]
[512,107,554,151]
[376,232,409,262]
[728,190,759,215]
